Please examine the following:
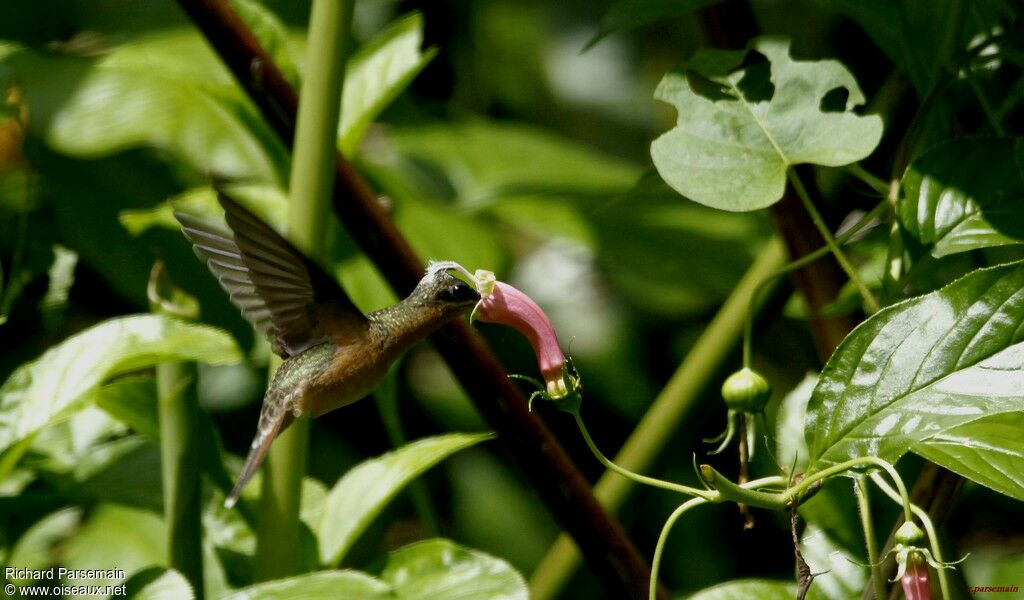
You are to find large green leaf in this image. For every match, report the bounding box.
[688,579,796,599]
[651,36,882,211]
[0,36,286,183]
[222,571,390,600]
[379,539,527,599]
[805,261,1024,472]
[898,137,1024,258]
[338,14,436,157]
[318,432,492,566]
[0,314,241,455]
[913,412,1024,501]
[224,539,526,600]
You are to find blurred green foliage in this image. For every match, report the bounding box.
[1,0,1023,599]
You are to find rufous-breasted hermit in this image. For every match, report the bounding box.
[175,192,480,508]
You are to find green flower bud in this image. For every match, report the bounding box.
[895,521,925,546]
[720,368,772,413]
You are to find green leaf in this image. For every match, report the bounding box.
[224,539,525,599]
[221,571,391,600]
[805,261,1024,472]
[801,524,868,600]
[388,121,640,209]
[913,412,1024,501]
[775,373,818,475]
[94,377,160,441]
[38,244,77,327]
[123,567,195,600]
[688,579,796,599]
[651,36,882,211]
[339,14,436,157]
[587,0,721,50]
[826,1,975,94]
[1,35,286,183]
[0,314,241,455]
[6,508,83,581]
[318,432,493,566]
[379,539,527,599]
[898,137,1024,257]
[229,0,300,88]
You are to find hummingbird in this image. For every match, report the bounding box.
[174,191,481,508]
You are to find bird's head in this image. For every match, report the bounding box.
[407,263,481,317]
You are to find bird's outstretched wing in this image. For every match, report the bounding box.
[175,190,366,357]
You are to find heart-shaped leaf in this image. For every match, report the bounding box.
[913,412,1024,501]
[223,539,526,600]
[898,137,1024,257]
[0,314,241,455]
[318,432,492,566]
[806,260,1024,472]
[651,36,882,211]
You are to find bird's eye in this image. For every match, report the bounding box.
[441,282,479,303]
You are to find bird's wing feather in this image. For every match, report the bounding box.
[175,190,366,356]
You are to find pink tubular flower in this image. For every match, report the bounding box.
[901,554,930,600]
[474,279,569,398]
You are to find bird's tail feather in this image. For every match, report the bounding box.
[224,409,293,508]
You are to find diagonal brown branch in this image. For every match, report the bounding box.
[172,1,665,597]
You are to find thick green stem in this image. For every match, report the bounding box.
[573,412,712,499]
[255,0,354,579]
[787,169,881,313]
[529,239,788,600]
[855,476,886,600]
[157,363,205,598]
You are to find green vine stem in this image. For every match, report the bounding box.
[573,411,713,499]
[649,497,705,600]
[255,0,355,580]
[529,239,788,600]
[648,476,786,600]
[787,169,881,314]
[743,198,888,367]
[855,475,886,600]
[698,457,912,522]
[869,472,952,600]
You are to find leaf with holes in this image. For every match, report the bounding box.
[805,261,1024,473]
[898,137,1024,258]
[651,36,882,211]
